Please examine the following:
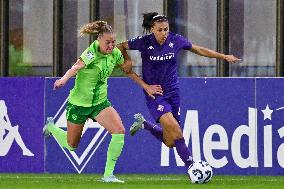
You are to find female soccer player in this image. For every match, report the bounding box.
[117,12,240,167]
[43,21,131,183]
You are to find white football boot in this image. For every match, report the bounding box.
[130,113,145,136]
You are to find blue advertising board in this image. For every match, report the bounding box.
[44,77,284,175]
[255,78,284,175]
[0,77,44,173]
[1,77,283,175]
[179,78,257,175]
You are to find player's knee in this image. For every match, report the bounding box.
[165,142,175,148]
[168,130,183,141]
[67,140,79,149]
[163,131,183,148]
[115,127,125,134]
[174,131,183,139]
[111,125,125,134]
[163,138,175,148]
[171,125,183,139]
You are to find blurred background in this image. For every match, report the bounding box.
[0,0,283,77]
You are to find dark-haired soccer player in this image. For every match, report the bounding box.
[118,12,240,167]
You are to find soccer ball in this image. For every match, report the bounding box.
[187,160,213,184]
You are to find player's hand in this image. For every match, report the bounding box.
[224,55,241,63]
[145,85,163,99]
[53,79,66,90]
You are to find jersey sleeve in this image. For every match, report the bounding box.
[128,36,145,51]
[177,34,192,50]
[80,43,96,66]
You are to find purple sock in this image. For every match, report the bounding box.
[143,121,163,142]
[174,137,193,166]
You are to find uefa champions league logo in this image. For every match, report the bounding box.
[50,98,108,173]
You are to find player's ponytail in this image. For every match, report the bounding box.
[79,21,113,38]
[142,12,159,33]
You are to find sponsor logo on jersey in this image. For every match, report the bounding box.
[157,105,164,112]
[148,46,154,50]
[150,53,175,61]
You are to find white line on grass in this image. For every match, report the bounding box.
[0,175,283,183]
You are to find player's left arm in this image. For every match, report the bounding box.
[117,41,131,61]
[116,41,133,74]
[125,70,163,99]
[189,44,241,63]
[120,59,133,74]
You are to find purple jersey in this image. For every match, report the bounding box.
[128,32,192,96]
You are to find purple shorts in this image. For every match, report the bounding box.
[145,93,180,123]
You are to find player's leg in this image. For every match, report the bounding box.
[66,121,84,148]
[162,94,193,166]
[44,118,83,151]
[130,113,163,141]
[159,112,193,166]
[131,110,193,166]
[43,102,85,151]
[94,102,125,183]
[130,97,168,140]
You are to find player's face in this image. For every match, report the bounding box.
[151,21,169,45]
[98,33,116,54]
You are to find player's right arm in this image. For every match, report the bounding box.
[126,71,163,99]
[53,59,85,90]
[116,47,152,95]
[117,41,163,99]
[116,41,131,61]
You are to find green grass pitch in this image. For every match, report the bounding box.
[0,174,283,189]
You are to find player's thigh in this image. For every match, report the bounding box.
[66,102,87,143]
[94,106,125,134]
[146,96,172,123]
[67,121,84,147]
[160,112,183,140]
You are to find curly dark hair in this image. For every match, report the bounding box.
[142,12,168,33]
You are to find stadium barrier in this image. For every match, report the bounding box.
[0,77,283,175]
